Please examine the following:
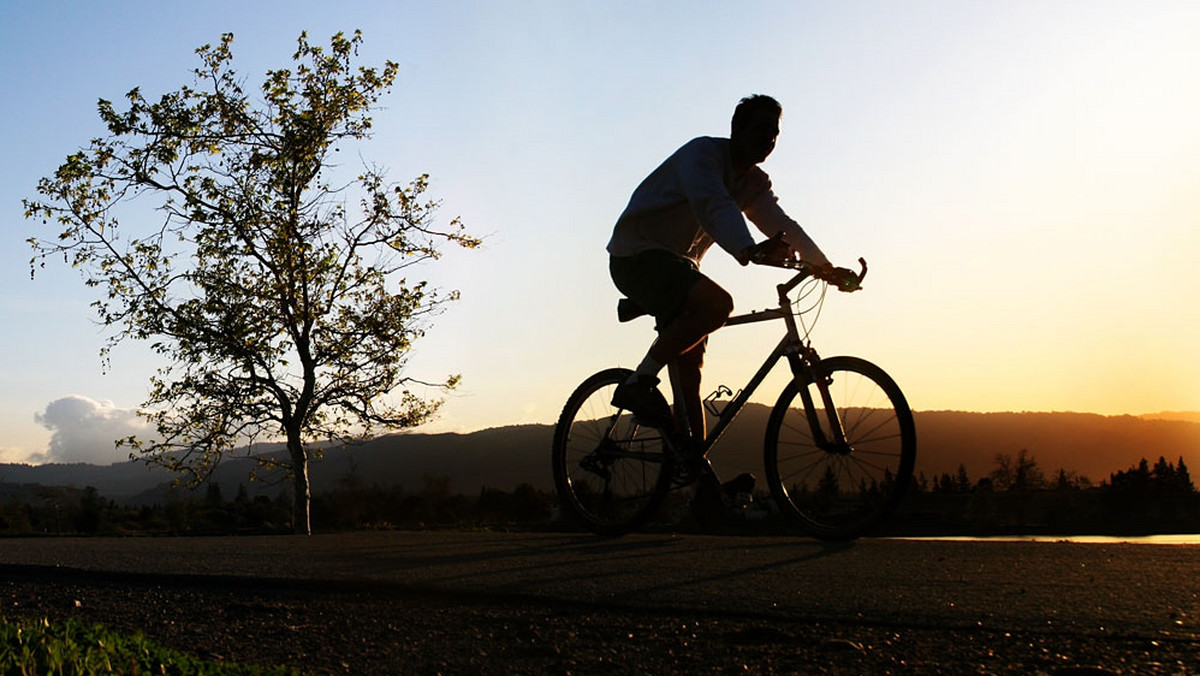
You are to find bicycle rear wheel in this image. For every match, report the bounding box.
[764,356,916,540]
[552,368,675,536]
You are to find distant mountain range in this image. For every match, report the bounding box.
[1139,411,1200,424]
[2,409,1199,503]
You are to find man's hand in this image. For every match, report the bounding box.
[737,237,793,266]
[813,264,863,292]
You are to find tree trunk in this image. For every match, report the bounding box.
[288,435,312,535]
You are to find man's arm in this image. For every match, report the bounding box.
[676,140,757,258]
[741,179,832,268]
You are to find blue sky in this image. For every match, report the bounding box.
[2,1,1198,464]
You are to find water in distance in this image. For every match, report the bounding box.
[895,534,1200,546]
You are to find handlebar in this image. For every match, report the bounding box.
[744,232,866,291]
[754,254,868,292]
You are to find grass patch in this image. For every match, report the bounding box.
[0,615,307,675]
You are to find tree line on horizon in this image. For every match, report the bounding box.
[896,450,1196,535]
[0,450,1195,537]
[0,477,554,537]
[917,450,1193,496]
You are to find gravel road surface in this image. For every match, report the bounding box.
[1,531,1197,674]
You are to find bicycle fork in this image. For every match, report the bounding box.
[791,352,852,454]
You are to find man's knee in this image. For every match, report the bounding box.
[686,279,734,326]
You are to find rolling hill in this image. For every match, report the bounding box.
[2,410,1198,502]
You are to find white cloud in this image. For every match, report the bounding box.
[33,395,152,465]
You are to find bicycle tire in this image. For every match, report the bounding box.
[764,356,916,540]
[551,368,675,536]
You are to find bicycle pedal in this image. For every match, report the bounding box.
[579,453,611,482]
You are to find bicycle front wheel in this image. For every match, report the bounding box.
[552,368,675,536]
[764,356,916,540]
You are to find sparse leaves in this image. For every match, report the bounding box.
[24,31,475,534]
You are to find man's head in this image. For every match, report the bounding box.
[731,94,782,168]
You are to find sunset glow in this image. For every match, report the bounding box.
[1,1,1197,464]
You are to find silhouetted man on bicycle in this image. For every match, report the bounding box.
[608,94,858,444]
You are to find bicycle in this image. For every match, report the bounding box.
[551,257,916,541]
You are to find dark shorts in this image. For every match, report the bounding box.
[609,249,707,329]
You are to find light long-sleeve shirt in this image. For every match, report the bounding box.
[607,136,830,267]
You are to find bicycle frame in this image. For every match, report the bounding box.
[555,255,909,539]
[668,267,846,463]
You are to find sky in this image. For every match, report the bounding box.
[1,0,1198,465]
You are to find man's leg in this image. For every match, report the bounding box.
[616,277,730,426]
[648,277,732,367]
[611,255,733,424]
[668,343,707,442]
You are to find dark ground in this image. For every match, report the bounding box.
[1,531,1197,675]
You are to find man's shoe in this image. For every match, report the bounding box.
[722,473,756,508]
[611,374,671,424]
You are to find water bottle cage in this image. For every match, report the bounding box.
[703,385,740,417]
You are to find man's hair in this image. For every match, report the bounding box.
[732,94,782,131]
